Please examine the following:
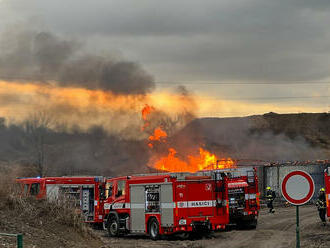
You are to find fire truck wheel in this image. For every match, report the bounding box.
[176,232,190,240]
[149,218,160,240]
[237,219,257,230]
[247,219,257,229]
[108,216,119,237]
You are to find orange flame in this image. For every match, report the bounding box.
[141,104,156,130]
[149,127,167,142]
[141,105,235,172]
[147,127,167,148]
[153,147,235,173]
[142,104,155,120]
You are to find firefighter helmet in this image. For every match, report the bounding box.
[320,188,325,192]
[266,186,271,190]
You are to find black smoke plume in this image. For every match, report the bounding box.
[0,30,155,94]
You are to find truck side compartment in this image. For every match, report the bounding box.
[16,176,106,224]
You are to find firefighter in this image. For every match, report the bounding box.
[316,188,327,226]
[266,186,276,213]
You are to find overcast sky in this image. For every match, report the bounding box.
[0,0,329,116]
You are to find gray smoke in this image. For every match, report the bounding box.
[173,113,330,161]
[0,116,150,177]
[0,30,155,94]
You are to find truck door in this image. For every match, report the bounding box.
[130,185,145,233]
[160,184,174,227]
[187,181,214,217]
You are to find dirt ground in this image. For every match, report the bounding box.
[1,205,329,248]
[0,201,103,248]
[96,205,330,248]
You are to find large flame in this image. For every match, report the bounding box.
[153,147,235,172]
[141,104,235,172]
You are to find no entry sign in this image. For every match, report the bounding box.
[281,170,314,248]
[281,170,315,205]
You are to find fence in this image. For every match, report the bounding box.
[0,233,23,248]
[257,163,329,201]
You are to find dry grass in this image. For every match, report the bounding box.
[3,197,94,236]
[0,165,18,198]
[0,165,96,238]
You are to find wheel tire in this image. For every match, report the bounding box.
[248,219,257,229]
[108,216,119,237]
[149,218,160,240]
[177,232,190,240]
[237,219,257,230]
[236,221,246,230]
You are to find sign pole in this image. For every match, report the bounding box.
[281,170,314,248]
[296,205,300,248]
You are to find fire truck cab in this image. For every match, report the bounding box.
[16,176,106,223]
[103,172,229,240]
[16,177,46,199]
[325,167,330,219]
[213,167,260,228]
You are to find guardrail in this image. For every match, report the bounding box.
[0,233,23,248]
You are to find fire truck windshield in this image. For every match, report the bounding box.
[117,180,126,197]
[30,183,40,195]
[106,182,113,198]
[23,184,29,195]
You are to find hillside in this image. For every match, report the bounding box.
[0,112,329,177]
[174,112,330,161]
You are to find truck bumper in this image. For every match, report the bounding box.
[191,221,212,232]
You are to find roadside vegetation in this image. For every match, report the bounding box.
[0,166,102,248]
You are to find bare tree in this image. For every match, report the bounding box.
[23,111,53,176]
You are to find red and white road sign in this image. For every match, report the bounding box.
[281,170,315,205]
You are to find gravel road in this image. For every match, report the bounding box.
[96,205,330,248]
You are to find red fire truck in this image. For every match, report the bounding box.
[102,171,229,239]
[16,176,106,224]
[211,167,260,228]
[325,167,330,219]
